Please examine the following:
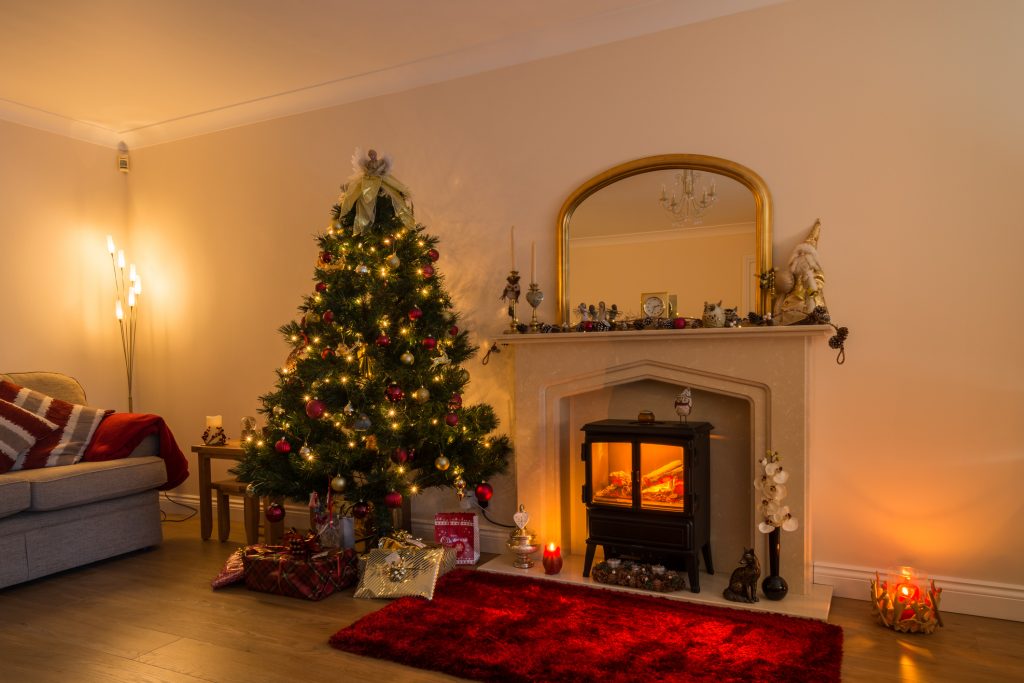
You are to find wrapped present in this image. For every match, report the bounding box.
[353,546,457,600]
[211,548,246,589]
[434,512,480,565]
[378,529,428,551]
[244,546,358,600]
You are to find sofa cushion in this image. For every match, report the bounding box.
[0,372,87,405]
[13,457,167,512]
[0,475,31,519]
[0,399,59,473]
[0,380,111,469]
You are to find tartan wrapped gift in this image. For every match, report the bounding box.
[354,546,457,600]
[243,545,358,601]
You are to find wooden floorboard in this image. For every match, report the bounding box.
[1,517,1021,682]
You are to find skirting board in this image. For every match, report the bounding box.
[815,562,1024,623]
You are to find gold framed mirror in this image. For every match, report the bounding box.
[556,154,772,324]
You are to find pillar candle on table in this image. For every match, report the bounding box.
[205,415,223,430]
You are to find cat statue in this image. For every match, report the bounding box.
[723,307,742,328]
[722,548,761,603]
[702,301,726,328]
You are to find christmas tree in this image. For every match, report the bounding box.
[235,149,512,534]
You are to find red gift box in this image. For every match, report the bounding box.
[243,546,357,600]
[434,512,480,566]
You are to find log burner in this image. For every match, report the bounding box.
[581,419,714,592]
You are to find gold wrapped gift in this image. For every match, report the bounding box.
[377,529,427,551]
[353,546,457,600]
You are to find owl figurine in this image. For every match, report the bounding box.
[702,301,726,328]
[674,388,693,423]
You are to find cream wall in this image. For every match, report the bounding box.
[0,120,129,410]
[3,0,1020,610]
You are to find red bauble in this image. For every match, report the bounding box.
[320,251,333,263]
[445,412,459,427]
[375,333,391,347]
[448,325,459,337]
[315,282,328,293]
[322,310,335,324]
[305,399,326,419]
[391,447,409,465]
[672,317,688,329]
[384,491,403,509]
[321,348,334,360]
[448,393,463,411]
[408,306,423,321]
[265,502,285,523]
[475,482,493,503]
[427,248,440,262]
[421,336,437,351]
[421,264,435,279]
[352,501,370,519]
[385,382,405,402]
[274,438,291,454]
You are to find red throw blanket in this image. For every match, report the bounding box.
[82,413,190,490]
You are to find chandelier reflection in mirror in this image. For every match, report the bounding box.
[658,169,718,225]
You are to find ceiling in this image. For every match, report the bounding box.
[0,0,781,149]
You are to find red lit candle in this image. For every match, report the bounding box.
[542,543,562,575]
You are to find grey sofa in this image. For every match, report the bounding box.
[0,372,167,589]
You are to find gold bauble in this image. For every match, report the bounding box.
[400,352,415,365]
[330,475,346,492]
[413,387,430,403]
[434,455,450,471]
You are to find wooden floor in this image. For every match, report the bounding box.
[1,518,1022,682]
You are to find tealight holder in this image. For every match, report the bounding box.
[870,566,943,634]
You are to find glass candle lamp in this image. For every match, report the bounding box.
[870,566,944,634]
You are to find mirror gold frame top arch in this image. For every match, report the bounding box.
[556,154,773,324]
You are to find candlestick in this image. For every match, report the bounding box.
[526,282,544,333]
[502,269,522,334]
[542,543,562,575]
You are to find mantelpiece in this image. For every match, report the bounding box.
[495,325,831,597]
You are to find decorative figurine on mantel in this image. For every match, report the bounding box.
[674,388,693,423]
[775,218,828,325]
[702,301,726,328]
[500,270,521,333]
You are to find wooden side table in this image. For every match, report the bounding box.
[191,443,283,544]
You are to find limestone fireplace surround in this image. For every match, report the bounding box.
[496,325,831,597]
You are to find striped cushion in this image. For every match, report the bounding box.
[0,380,111,470]
[0,399,59,473]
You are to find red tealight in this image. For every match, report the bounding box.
[542,543,563,575]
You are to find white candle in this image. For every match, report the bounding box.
[134,277,142,295]
[531,241,536,283]
[117,249,125,269]
[115,299,124,320]
[129,264,137,282]
[205,415,222,429]
[128,289,135,308]
[106,235,115,254]
[509,226,516,271]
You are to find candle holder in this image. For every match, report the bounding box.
[526,282,544,333]
[506,504,539,568]
[542,543,562,574]
[500,270,522,334]
[870,566,943,634]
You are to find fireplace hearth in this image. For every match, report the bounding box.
[581,419,714,592]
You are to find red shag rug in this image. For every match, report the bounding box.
[329,569,842,682]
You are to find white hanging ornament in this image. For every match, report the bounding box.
[355,264,370,275]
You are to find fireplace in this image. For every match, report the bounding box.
[581,419,714,592]
[494,326,831,597]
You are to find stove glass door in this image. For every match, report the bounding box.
[589,440,633,507]
[638,442,686,511]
